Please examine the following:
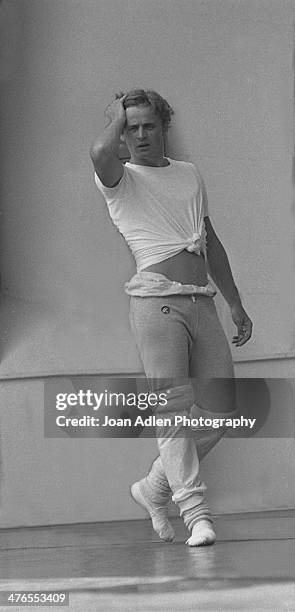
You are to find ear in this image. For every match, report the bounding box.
[120,132,126,143]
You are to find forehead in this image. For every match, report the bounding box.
[125,104,160,125]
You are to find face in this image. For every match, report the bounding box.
[122,104,165,166]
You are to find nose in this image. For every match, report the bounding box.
[137,126,147,140]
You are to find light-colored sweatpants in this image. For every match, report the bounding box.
[127,271,237,530]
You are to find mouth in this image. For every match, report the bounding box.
[137,144,149,149]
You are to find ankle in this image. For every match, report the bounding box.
[143,476,171,506]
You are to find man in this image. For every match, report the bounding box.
[90,89,252,545]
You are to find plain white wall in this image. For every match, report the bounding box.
[0,0,294,378]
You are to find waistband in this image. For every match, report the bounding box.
[124,272,217,297]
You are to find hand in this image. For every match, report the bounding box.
[231,302,253,347]
[105,93,127,130]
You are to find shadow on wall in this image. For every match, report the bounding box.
[228,378,295,439]
[228,378,270,438]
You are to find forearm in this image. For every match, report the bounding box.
[90,118,123,161]
[206,238,241,308]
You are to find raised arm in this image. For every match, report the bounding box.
[205,216,253,347]
[90,95,126,188]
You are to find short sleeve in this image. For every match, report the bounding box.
[94,165,130,203]
[189,162,209,217]
[200,174,209,217]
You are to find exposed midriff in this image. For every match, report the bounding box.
[142,249,209,286]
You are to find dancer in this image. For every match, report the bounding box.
[90,89,252,546]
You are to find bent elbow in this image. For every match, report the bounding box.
[90,142,104,163]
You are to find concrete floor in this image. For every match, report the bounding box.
[0,511,295,610]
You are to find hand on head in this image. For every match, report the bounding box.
[105,93,127,129]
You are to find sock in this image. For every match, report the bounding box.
[186,519,216,547]
[130,478,175,542]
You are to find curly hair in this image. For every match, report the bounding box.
[115,89,174,132]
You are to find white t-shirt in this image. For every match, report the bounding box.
[94,157,209,272]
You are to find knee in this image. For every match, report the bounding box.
[155,382,194,415]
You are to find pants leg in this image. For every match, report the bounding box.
[129,295,211,521]
[141,295,238,530]
[145,422,226,506]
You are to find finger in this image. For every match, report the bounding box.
[232,327,252,346]
[235,336,249,347]
[116,92,127,102]
[237,334,250,346]
[232,321,252,340]
[232,321,244,341]
[237,322,244,336]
